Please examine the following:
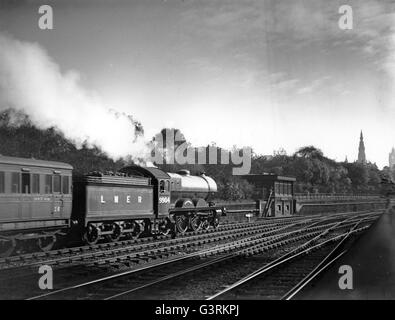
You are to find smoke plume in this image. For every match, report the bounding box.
[0,33,148,160]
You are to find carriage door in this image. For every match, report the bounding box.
[20,171,31,219]
[61,175,72,218]
[52,173,63,217]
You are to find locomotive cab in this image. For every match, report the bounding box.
[158,178,171,217]
[120,166,171,217]
[119,166,172,235]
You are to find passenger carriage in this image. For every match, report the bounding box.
[0,156,73,256]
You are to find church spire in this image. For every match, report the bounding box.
[389,147,395,169]
[358,130,366,164]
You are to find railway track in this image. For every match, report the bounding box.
[22,210,381,300]
[0,210,374,271]
[207,218,371,300]
[0,216,315,272]
[0,215,324,299]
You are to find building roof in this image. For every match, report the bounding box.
[0,155,73,170]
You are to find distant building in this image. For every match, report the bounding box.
[357,131,366,164]
[389,147,395,169]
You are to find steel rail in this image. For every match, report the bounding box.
[26,219,336,300]
[103,217,375,300]
[1,209,376,268]
[0,209,376,266]
[281,216,368,300]
[27,213,377,300]
[205,217,372,300]
[26,228,302,300]
[1,218,306,271]
[87,212,378,268]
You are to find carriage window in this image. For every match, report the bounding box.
[0,172,4,193]
[275,182,280,195]
[62,176,70,194]
[22,173,30,194]
[160,180,165,193]
[53,175,61,193]
[32,174,40,194]
[11,172,20,193]
[45,175,52,193]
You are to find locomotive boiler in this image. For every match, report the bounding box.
[167,169,217,203]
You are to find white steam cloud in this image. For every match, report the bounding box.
[0,33,148,160]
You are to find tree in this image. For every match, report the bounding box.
[294,146,324,160]
[216,177,254,201]
[344,162,369,192]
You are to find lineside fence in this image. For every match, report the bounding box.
[294,193,381,201]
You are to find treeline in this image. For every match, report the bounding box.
[153,132,390,200]
[0,109,391,200]
[251,147,383,194]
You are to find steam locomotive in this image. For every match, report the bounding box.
[0,155,222,257]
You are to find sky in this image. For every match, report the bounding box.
[0,0,394,168]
